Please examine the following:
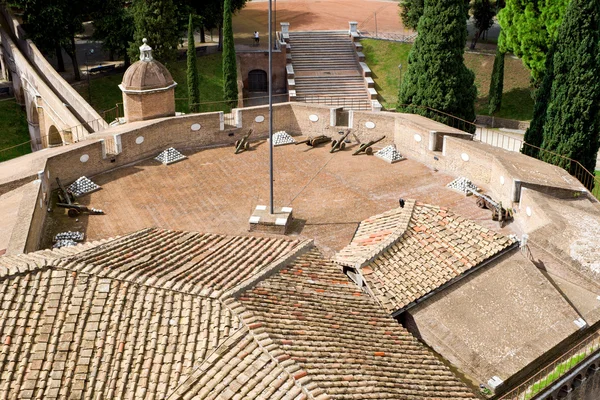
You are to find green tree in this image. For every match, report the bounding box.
[222,0,238,107]
[470,0,496,49]
[530,0,600,176]
[129,0,179,64]
[187,14,200,112]
[398,0,477,129]
[498,0,568,84]
[92,0,134,66]
[488,49,505,114]
[188,0,248,50]
[399,0,469,31]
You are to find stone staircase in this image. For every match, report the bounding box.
[287,31,373,110]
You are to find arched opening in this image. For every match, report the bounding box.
[47,125,63,147]
[573,374,584,389]
[586,364,597,378]
[248,69,267,92]
[557,385,570,398]
[29,102,39,125]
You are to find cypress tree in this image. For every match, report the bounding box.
[488,49,505,115]
[222,0,239,108]
[397,0,477,130]
[187,14,200,113]
[535,0,600,174]
[129,0,179,64]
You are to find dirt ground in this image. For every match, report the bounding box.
[233,0,409,48]
[43,140,517,257]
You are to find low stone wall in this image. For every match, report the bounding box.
[476,115,530,130]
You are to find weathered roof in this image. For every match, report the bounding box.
[0,228,477,399]
[62,228,304,297]
[121,58,175,91]
[0,257,237,399]
[228,247,477,399]
[337,202,517,313]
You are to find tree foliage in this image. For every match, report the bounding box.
[398,0,477,128]
[470,0,496,49]
[498,0,568,83]
[399,0,469,31]
[92,0,134,66]
[129,0,179,64]
[488,49,505,114]
[526,0,600,176]
[18,0,92,79]
[222,0,238,107]
[187,14,200,112]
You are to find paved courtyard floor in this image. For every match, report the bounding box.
[43,141,519,256]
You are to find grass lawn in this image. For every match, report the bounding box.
[361,39,534,121]
[77,52,226,117]
[0,99,32,162]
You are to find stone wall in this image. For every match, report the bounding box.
[237,48,287,98]
[476,115,530,130]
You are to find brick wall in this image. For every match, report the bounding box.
[237,49,287,97]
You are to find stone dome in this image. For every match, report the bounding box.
[120,39,175,91]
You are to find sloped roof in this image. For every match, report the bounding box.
[0,228,477,399]
[63,228,303,297]
[230,247,476,399]
[0,255,237,399]
[336,202,517,313]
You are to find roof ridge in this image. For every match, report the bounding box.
[218,239,315,300]
[334,200,416,269]
[0,255,56,279]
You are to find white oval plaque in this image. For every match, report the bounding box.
[365,121,376,129]
[135,136,144,144]
[80,154,89,163]
[191,123,201,131]
[414,133,422,142]
[309,114,319,122]
[499,175,505,185]
[255,115,265,123]
[461,153,470,162]
[526,206,532,217]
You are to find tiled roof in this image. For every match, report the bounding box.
[337,202,517,313]
[335,200,415,268]
[166,327,304,399]
[0,264,237,399]
[229,247,476,399]
[62,228,304,297]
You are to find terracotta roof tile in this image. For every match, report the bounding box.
[236,248,476,399]
[338,203,516,313]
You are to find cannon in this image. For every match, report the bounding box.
[234,129,253,154]
[55,177,104,217]
[295,135,332,147]
[352,135,386,156]
[330,130,352,153]
[468,188,513,226]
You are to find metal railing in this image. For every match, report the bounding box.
[296,95,371,110]
[499,332,600,400]
[475,127,524,152]
[393,103,479,133]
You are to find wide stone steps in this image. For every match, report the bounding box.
[289,31,371,108]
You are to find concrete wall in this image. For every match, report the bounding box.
[476,115,530,130]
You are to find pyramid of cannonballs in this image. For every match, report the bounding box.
[54,231,85,242]
[53,239,78,249]
[375,145,405,164]
[155,147,187,165]
[67,176,101,197]
[271,131,296,146]
[447,177,479,195]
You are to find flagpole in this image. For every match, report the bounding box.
[268,0,274,214]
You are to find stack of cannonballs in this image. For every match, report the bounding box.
[375,145,405,164]
[53,240,78,249]
[447,177,479,195]
[270,131,296,146]
[155,147,187,165]
[54,231,85,242]
[67,177,101,197]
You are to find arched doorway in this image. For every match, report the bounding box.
[248,69,267,92]
[47,125,63,147]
